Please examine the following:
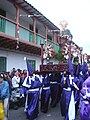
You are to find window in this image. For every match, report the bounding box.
[47,35,52,40]
[0,9,6,17]
[29,24,38,42]
[0,9,6,32]
[0,57,7,72]
[36,28,38,33]
[28,60,36,71]
[29,24,33,31]
[29,24,38,33]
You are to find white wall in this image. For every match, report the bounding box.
[0,49,59,72]
[0,49,41,72]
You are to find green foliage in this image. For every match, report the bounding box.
[54,48,64,63]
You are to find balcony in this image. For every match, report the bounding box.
[0,15,59,54]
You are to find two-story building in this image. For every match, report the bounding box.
[0,0,60,72]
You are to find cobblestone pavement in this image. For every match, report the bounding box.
[9,103,80,120]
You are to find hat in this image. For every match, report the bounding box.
[0,73,4,79]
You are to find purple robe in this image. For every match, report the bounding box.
[26,75,41,120]
[50,73,59,107]
[80,77,90,120]
[60,73,76,120]
[50,82,59,107]
[27,90,39,120]
[60,88,72,116]
[41,87,50,113]
[41,74,50,113]
[60,76,73,116]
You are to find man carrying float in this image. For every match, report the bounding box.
[60,20,77,120]
[40,73,51,113]
[21,58,41,120]
[60,57,76,120]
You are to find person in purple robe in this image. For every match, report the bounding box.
[50,73,60,108]
[80,61,89,81]
[74,63,83,115]
[60,57,75,120]
[26,73,41,120]
[40,73,50,113]
[21,58,42,120]
[80,76,90,120]
[60,72,76,119]
[74,61,89,117]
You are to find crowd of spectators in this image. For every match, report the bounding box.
[1,68,28,94]
[0,68,29,120]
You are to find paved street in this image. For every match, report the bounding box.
[9,103,80,120]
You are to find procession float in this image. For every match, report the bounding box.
[40,21,83,73]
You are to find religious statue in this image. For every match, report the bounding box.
[60,20,73,41]
[59,21,73,60]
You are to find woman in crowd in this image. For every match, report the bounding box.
[0,73,10,120]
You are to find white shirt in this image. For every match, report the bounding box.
[12,75,20,88]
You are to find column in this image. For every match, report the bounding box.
[33,17,36,44]
[15,6,19,49]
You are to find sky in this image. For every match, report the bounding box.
[26,0,90,54]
